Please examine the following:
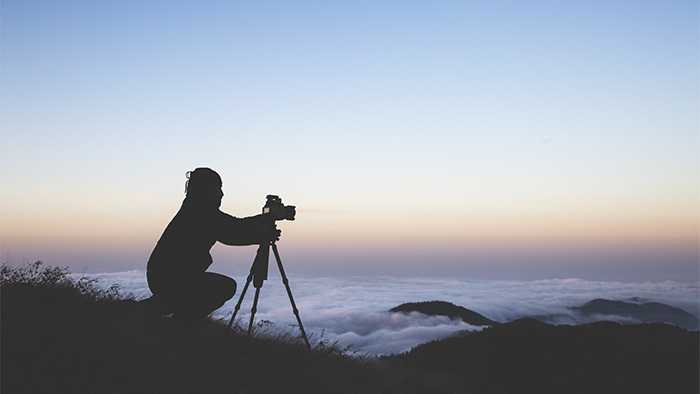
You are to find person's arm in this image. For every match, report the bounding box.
[215,210,279,246]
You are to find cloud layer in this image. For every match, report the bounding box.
[76,271,699,354]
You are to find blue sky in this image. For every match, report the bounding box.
[1,0,698,280]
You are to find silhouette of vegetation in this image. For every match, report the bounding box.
[0,262,458,394]
[2,262,698,394]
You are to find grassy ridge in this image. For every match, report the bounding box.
[2,262,698,394]
[0,262,457,394]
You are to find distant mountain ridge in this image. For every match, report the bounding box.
[571,298,698,330]
[389,301,498,326]
[390,298,698,330]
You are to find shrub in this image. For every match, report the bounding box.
[0,260,124,301]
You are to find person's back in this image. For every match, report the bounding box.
[148,200,219,278]
[144,168,278,320]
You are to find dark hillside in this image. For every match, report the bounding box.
[0,262,457,394]
[3,263,698,394]
[389,318,699,394]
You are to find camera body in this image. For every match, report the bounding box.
[262,195,296,221]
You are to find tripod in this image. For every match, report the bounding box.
[227,241,311,350]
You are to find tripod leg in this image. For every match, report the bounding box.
[271,243,312,350]
[227,266,255,329]
[247,286,262,335]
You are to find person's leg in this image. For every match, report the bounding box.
[172,272,237,320]
[138,295,173,315]
[142,270,175,315]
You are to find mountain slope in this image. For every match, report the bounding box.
[0,263,457,394]
[389,318,699,394]
[4,263,698,394]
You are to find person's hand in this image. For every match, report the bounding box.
[271,224,281,241]
[260,223,281,242]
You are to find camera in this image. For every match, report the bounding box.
[262,195,296,221]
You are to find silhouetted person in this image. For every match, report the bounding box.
[144,167,279,320]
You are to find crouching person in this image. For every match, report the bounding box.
[143,167,280,320]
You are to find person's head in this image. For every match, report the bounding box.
[185,167,223,208]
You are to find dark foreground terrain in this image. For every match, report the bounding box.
[391,318,698,394]
[2,263,698,394]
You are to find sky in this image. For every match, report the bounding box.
[1,0,698,281]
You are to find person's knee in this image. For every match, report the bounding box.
[220,276,237,301]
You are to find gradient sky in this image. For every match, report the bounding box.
[1,0,698,280]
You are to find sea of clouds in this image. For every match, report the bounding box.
[75,270,700,355]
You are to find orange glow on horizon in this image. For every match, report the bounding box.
[3,203,697,252]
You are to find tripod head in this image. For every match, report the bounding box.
[252,195,295,288]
